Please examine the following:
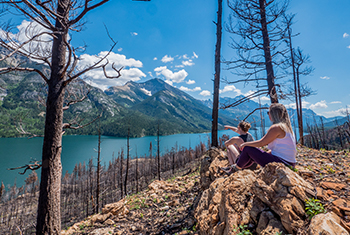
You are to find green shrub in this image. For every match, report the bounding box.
[305,198,326,219]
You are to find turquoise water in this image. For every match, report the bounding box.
[0,127,306,187]
[0,131,224,187]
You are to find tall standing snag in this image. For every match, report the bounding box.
[224,0,289,104]
[211,0,223,147]
[0,1,121,234]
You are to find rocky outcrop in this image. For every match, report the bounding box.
[196,147,350,234]
[200,148,228,191]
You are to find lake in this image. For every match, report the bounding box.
[0,127,306,187]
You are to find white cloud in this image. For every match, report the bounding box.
[78,51,146,90]
[219,85,242,95]
[182,60,194,66]
[117,48,123,52]
[182,54,189,59]
[284,101,310,109]
[186,79,195,85]
[153,57,158,60]
[343,33,349,38]
[0,20,53,62]
[347,45,350,49]
[154,66,188,84]
[131,32,138,36]
[320,76,330,80]
[330,101,341,104]
[200,90,211,96]
[161,55,174,63]
[148,71,153,77]
[175,64,184,68]
[179,86,201,92]
[192,52,198,58]
[309,100,328,110]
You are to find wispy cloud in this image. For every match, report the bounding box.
[330,101,341,104]
[154,66,188,84]
[131,32,138,36]
[343,33,349,38]
[309,100,328,109]
[179,86,201,92]
[347,45,350,49]
[161,55,174,63]
[200,90,211,96]
[192,52,198,59]
[186,79,195,85]
[153,57,158,60]
[117,48,123,52]
[323,108,348,117]
[182,60,194,66]
[320,76,330,80]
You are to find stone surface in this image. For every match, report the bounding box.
[320,181,347,191]
[308,212,349,235]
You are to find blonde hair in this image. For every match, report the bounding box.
[269,103,293,133]
[238,121,251,133]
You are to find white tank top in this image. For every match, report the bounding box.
[268,132,297,163]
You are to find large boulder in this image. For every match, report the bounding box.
[195,170,257,234]
[196,151,319,235]
[252,162,315,234]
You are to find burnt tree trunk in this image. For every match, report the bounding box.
[36,2,68,233]
[211,0,222,147]
[259,0,278,103]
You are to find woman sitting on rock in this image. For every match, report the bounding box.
[221,121,255,174]
[235,103,297,171]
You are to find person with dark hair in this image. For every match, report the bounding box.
[221,121,255,174]
[233,103,297,171]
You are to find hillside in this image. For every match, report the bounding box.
[59,145,350,234]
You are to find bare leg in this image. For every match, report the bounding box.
[225,137,244,166]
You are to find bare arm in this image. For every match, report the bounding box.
[239,125,285,149]
[224,125,239,133]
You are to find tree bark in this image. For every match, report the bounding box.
[36,2,69,233]
[259,0,278,103]
[211,0,222,147]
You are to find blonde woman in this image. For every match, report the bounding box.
[236,103,297,170]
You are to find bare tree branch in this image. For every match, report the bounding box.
[8,160,42,175]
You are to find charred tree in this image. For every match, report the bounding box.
[224,0,289,104]
[0,0,123,233]
[211,0,223,147]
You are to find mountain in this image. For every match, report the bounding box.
[0,49,237,137]
[201,95,343,129]
[105,78,237,134]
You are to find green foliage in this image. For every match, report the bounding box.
[305,198,326,219]
[288,165,298,172]
[233,224,252,235]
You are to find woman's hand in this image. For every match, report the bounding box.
[239,142,247,151]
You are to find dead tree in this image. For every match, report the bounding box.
[95,120,101,213]
[124,127,130,196]
[0,1,122,233]
[224,0,289,104]
[282,15,315,145]
[157,121,161,180]
[211,0,223,147]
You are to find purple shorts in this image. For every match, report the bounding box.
[236,146,296,169]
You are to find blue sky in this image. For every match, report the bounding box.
[3,0,350,118]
